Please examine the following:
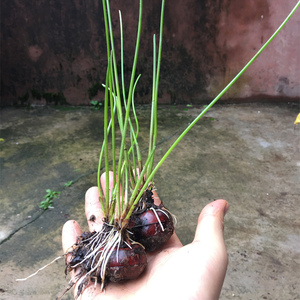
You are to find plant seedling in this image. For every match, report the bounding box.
[39,189,60,210]
[90,100,103,110]
[62,0,300,297]
[39,198,53,210]
[64,181,73,187]
[63,1,176,294]
[16,0,300,297]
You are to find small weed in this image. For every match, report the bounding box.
[64,181,73,187]
[40,189,60,210]
[90,100,103,110]
[39,198,53,210]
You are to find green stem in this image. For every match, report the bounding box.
[104,58,111,215]
[102,0,111,60]
[119,10,126,105]
[124,0,300,220]
[115,0,143,221]
[129,75,142,162]
[130,132,137,180]
[147,35,156,178]
[119,9,141,166]
[105,0,123,133]
[109,60,116,194]
[97,88,117,214]
[119,9,141,186]
[147,0,165,177]
[122,147,156,220]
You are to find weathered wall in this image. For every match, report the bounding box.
[212,0,300,100]
[1,0,299,106]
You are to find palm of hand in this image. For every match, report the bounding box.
[62,186,228,300]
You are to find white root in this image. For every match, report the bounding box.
[70,231,108,270]
[129,238,145,249]
[71,227,123,291]
[123,240,132,249]
[100,229,121,281]
[149,184,177,226]
[157,207,177,227]
[150,206,165,231]
[16,256,63,282]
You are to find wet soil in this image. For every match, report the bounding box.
[0,103,299,299]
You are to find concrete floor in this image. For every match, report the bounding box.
[0,103,299,299]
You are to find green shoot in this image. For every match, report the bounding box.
[122,1,300,221]
[97,0,299,226]
[90,100,103,110]
[40,198,53,210]
[64,181,73,187]
[40,189,60,210]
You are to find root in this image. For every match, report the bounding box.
[66,226,124,294]
[76,276,90,299]
[150,206,165,231]
[149,206,177,232]
[16,256,63,282]
[56,269,84,300]
[151,184,177,227]
[158,206,177,227]
[128,238,145,249]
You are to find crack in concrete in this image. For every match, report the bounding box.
[0,210,45,245]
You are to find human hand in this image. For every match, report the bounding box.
[62,173,229,300]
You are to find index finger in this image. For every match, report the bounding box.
[85,186,104,232]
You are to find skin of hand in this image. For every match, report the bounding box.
[62,172,229,300]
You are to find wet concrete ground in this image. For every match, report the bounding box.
[0,103,299,299]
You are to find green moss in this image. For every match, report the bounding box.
[17,89,67,106]
[53,106,80,111]
[31,89,42,100]
[18,92,29,105]
[42,92,67,105]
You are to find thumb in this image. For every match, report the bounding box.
[192,199,229,300]
[194,199,229,244]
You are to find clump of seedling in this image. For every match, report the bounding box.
[39,189,60,210]
[61,0,300,297]
[62,1,173,295]
[16,0,299,298]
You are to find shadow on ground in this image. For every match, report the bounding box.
[0,103,299,299]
